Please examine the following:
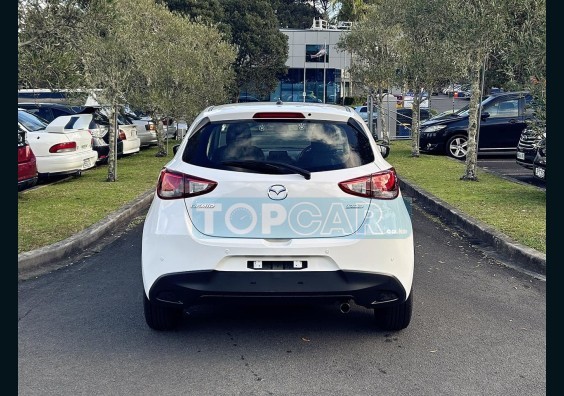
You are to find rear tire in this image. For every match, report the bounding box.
[143,293,182,330]
[374,290,413,331]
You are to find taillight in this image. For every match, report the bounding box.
[157,169,217,200]
[338,169,399,199]
[145,123,155,131]
[49,142,77,153]
[119,129,127,140]
[18,145,32,163]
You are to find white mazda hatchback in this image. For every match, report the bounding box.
[142,102,414,331]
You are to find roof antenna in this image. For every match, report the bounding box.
[276,98,283,105]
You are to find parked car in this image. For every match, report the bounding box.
[18,129,38,191]
[516,126,545,169]
[237,94,260,103]
[285,93,322,103]
[532,137,546,181]
[395,107,431,125]
[18,102,112,163]
[123,110,157,147]
[98,107,141,155]
[18,109,98,177]
[354,105,379,123]
[419,91,533,159]
[142,102,413,331]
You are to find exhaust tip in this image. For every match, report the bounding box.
[339,302,351,314]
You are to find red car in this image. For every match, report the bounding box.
[18,130,38,191]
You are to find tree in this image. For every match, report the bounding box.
[336,3,401,141]
[336,0,368,22]
[219,0,289,99]
[126,0,237,156]
[161,0,224,26]
[79,0,137,182]
[270,0,321,29]
[441,0,520,181]
[18,0,85,89]
[394,0,457,157]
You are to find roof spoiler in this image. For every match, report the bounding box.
[44,114,94,133]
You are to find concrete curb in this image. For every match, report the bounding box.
[18,190,155,278]
[399,179,546,277]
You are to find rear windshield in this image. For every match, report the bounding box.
[182,119,374,173]
[18,110,48,132]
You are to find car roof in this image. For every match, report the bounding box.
[18,102,99,110]
[488,91,530,98]
[200,102,358,123]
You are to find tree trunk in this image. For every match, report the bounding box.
[375,86,388,142]
[461,66,481,181]
[106,104,118,182]
[410,91,422,157]
[153,111,167,157]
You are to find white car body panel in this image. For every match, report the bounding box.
[141,102,414,329]
[119,124,141,154]
[20,113,98,174]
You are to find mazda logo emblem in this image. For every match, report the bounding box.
[268,185,288,200]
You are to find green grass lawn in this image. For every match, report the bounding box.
[388,140,546,253]
[18,141,546,255]
[18,147,172,254]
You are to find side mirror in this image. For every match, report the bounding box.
[379,144,390,158]
[172,144,180,155]
[481,111,490,120]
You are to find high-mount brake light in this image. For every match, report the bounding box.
[157,169,217,200]
[252,112,305,119]
[49,141,77,153]
[338,168,399,199]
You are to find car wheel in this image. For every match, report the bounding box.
[446,135,468,159]
[143,293,182,330]
[374,290,413,331]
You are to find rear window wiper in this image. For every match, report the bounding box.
[221,160,311,180]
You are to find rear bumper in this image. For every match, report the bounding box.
[18,176,38,191]
[149,270,407,309]
[516,149,536,169]
[122,138,141,154]
[36,151,98,175]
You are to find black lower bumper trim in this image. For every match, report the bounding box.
[149,270,407,309]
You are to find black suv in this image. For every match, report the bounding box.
[419,92,533,159]
[516,121,545,169]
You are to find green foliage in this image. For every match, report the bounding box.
[219,0,289,98]
[271,0,321,29]
[163,0,225,25]
[18,0,86,88]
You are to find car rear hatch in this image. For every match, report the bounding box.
[164,114,406,239]
[183,169,375,239]
[44,114,94,153]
